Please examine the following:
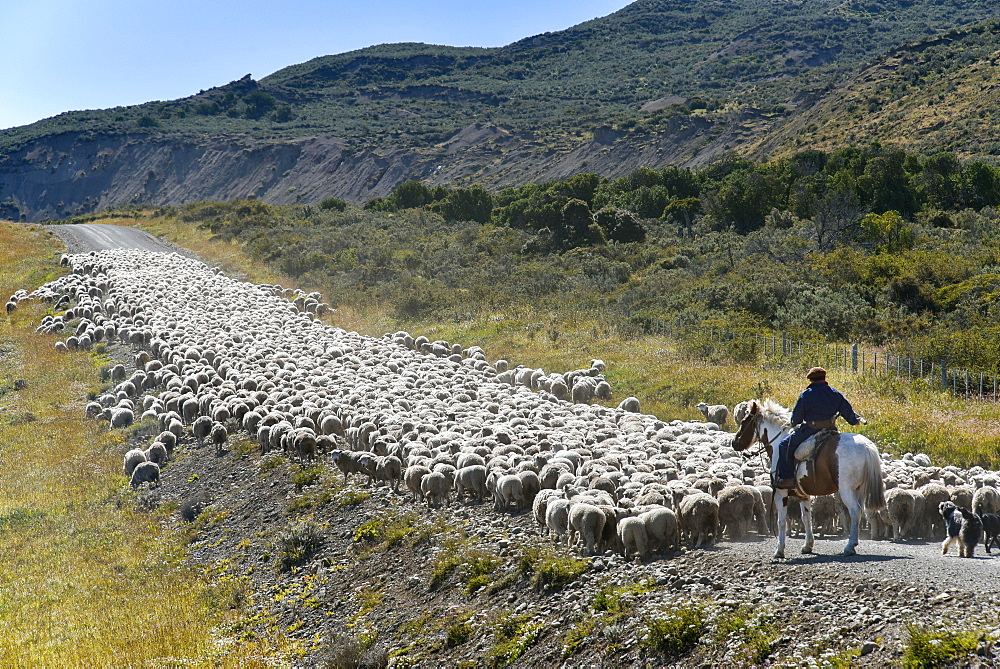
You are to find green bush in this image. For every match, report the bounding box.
[318,196,348,211]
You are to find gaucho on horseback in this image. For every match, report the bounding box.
[773,367,866,490]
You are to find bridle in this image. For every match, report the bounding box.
[739,413,782,471]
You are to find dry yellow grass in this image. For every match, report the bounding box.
[0,221,297,665]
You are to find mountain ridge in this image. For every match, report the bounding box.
[4,0,1000,220]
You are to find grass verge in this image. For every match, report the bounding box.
[0,221,295,663]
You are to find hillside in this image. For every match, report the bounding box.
[753,20,1000,158]
[3,0,1000,220]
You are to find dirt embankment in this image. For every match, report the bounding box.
[0,114,737,222]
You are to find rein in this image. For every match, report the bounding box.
[740,414,786,472]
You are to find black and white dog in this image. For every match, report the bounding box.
[981,513,1000,554]
[940,501,982,558]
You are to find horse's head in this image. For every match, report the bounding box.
[730,400,761,452]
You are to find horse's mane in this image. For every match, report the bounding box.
[755,397,791,425]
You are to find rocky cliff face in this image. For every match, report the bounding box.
[0,115,726,221]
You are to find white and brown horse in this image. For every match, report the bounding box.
[731,398,886,558]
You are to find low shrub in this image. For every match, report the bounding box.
[903,623,983,668]
[516,545,588,591]
[642,601,706,656]
[274,519,324,571]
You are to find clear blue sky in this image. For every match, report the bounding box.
[0,0,633,131]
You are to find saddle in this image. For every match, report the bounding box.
[790,428,841,497]
[794,428,840,462]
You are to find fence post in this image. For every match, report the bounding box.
[941,361,947,390]
[781,331,787,356]
[852,344,858,373]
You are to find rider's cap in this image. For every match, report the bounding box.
[806,367,827,381]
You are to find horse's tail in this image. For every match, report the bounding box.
[860,441,886,511]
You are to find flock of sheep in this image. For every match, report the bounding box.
[9,248,1000,561]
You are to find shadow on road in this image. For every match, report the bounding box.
[781,552,912,565]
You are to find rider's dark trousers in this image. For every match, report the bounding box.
[776,425,818,480]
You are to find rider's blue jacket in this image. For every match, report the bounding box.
[789,381,861,427]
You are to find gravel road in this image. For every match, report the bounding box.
[49,223,188,254]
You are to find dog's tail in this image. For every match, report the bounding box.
[861,441,886,511]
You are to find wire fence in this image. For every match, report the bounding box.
[643,319,1000,402]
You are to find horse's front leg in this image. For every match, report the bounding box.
[801,497,814,554]
[774,490,788,559]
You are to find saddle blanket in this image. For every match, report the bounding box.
[794,429,840,462]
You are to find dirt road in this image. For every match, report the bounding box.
[49,223,185,254]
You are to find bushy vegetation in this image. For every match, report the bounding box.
[515,545,589,591]
[642,602,707,656]
[139,142,1000,378]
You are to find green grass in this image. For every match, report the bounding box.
[429,539,502,594]
[0,222,297,664]
[352,510,435,553]
[591,580,658,614]
[711,606,779,665]
[561,617,598,658]
[516,545,589,591]
[487,613,544,668]
[903,624,983,668]
[273,519,325,572]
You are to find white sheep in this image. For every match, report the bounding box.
[695,402,729,427]
[973,485,1000,517]
[405,465,432,502]
[211,421,228,455]
[617,397,640,413]
[640,507,679,554]
[678,492,719,548]
[110,408,134,429]
[918,483,950,539]
[420,471,451,508]
[532,489,563,531]
[144,442,168,466]
[123,448,147,477]
[716,485,761,540]
[617,516,649,560]
[884,487,923,541]
[455,465,487,503]
[568,502,606,555]
[545,498,572,544]
[331,450,367,484]
[732,400,751,426]
[41,248,1000,575]
[494,474,524,512]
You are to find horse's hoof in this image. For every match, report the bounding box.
[801,546,814,555]
[842,547,857,556]
[773,550,785,559]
